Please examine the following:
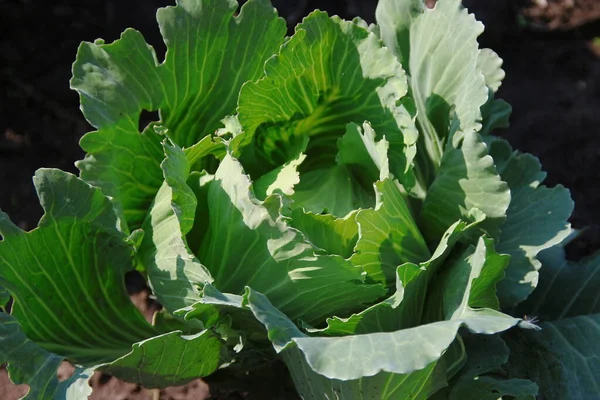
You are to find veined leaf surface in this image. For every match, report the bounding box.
[488,139,573,306]
[0,313,93,400]
[72,0,286,228]
[198,155,385,324]
[0,169,157,364]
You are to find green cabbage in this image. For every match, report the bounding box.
[1,0,594,399]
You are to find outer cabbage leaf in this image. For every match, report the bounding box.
[71,0,286,228]
[240,224,525,398]
[0,313,93,400]
[282,346,446,400]
[100,329,221,388]
[244,287,522,381]
[233,11,418,194]
[0,169,225,390]
[504,314,600,400]
[0,169,157,364]
[479,93,511,136]
[516,246,600,320]
[488,139,574,307]
[503,244,600,398]
[446,334,538,400]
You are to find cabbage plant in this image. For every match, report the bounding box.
[1,0,598,399]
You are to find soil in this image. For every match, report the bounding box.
[1,0,599,398]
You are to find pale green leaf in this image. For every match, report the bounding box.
[140,140,214,313]
[197,155,384,324]
[288,209,359,259]
[378,0,488,173]
[244,289,521,381]
[477,48,505,93]
[420,131,510,243]
[293,312,520,381]
[352,178,430,286]
[253,153,307,200]
[283,346,445,400]
[72,0,286,228]
[376,0,425,66]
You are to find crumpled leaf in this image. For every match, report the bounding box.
[239,224,524,397]
[144,144,385,324]
[72,0,286,228]
[233,11,418,193]
[197,155,385,324]
[377,0,488,176]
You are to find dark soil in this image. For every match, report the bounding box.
[1,0,599,398]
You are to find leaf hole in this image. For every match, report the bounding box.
[138,109,160,132]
